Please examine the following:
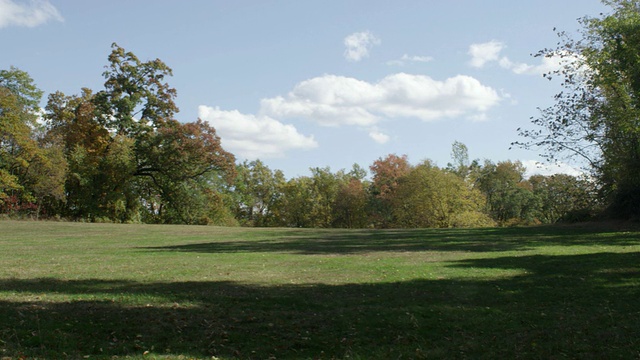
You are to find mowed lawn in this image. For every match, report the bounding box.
[1,221,639,359]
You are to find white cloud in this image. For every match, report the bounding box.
[523,160,584,178]
[499,53,585,75]
[260,73,501,131]
[468,40,504,68]
[469,40,584,77]
[260,75,382,127]
[203,71,501,149]
[368,128,390,144]
[0,0,63,28]
[467,113,488,122]
[198,105,317,159]
[387,54,434,66]
[499,53,573,76]
[344,31,381,62]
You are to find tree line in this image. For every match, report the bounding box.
[0,45,597,227]
[227,153,598,228]
[3,1,640,227]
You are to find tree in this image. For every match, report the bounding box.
[0,66,43,112]
[45,89,110,218]
[393,161,492,228]
[369,154,412,227]
[233,160,285,226]
[333,164,370,228]
[0,86,29,209]
[515,0,640,217]
[307,167,343,227]
[447,141,471,179]
[475,160,538,225]
[0,67,67,217]
[93,44,178,136]
[529,174,600,223]
[276,176,316,227]
[43,44,236,223]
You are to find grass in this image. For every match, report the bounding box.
[0,220,639,359]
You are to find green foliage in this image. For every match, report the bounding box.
[369,154,412,227]
[475,160,539,225]
[23,136,68,217]
[0,87,27,205]
[41,45,236,223]
[308,166,342,227]
[529,174,600,223]
[393,161,493,228]
[232,160,285,226]
[94,43,178,136]
[516,0,640,217]
[447,140,471,179]
[333,177,369,228]
[276,176,316,227]
[0,66,43,114]
[0,68,67,217]
[0,45,605,227]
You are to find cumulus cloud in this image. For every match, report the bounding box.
[198,105,317,159]
[202,71,501,149]
[0,0,63,28]
[344,31,381,62]
[260,73,501,129]
[522,160,584,178]
[387,54,434,66]
[468,40,504,68]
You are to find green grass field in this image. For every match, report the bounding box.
[1,220,639,359]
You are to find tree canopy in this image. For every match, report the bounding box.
[0,42,604,227]
[0,47,239,224]
[516,0,640,217]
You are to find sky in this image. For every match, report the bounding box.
[0,0,609,179]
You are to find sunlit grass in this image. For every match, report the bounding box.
[1,220,640,359]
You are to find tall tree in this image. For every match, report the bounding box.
[333,164,369,228]
[0,86,29,209]
[233,160,285,226]
[0,66,43,113]
[515,0,640,216]
[0,67,67,217]
[276,176,316,227]
[475,160,538,225]
[369,154,412,227]
[44,44,236,223]
[529,174,600,223]
[308,167,342,227]
[447,141,471,179]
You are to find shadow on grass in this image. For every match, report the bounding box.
[142,225,640,255]
[1,251,640,359]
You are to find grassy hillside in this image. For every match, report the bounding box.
[1,221,639,359]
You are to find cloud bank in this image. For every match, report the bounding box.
[0,0,63,28]
[200,71,500,158]
[260,73,501,125]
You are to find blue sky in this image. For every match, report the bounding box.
[1,0,607,178]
